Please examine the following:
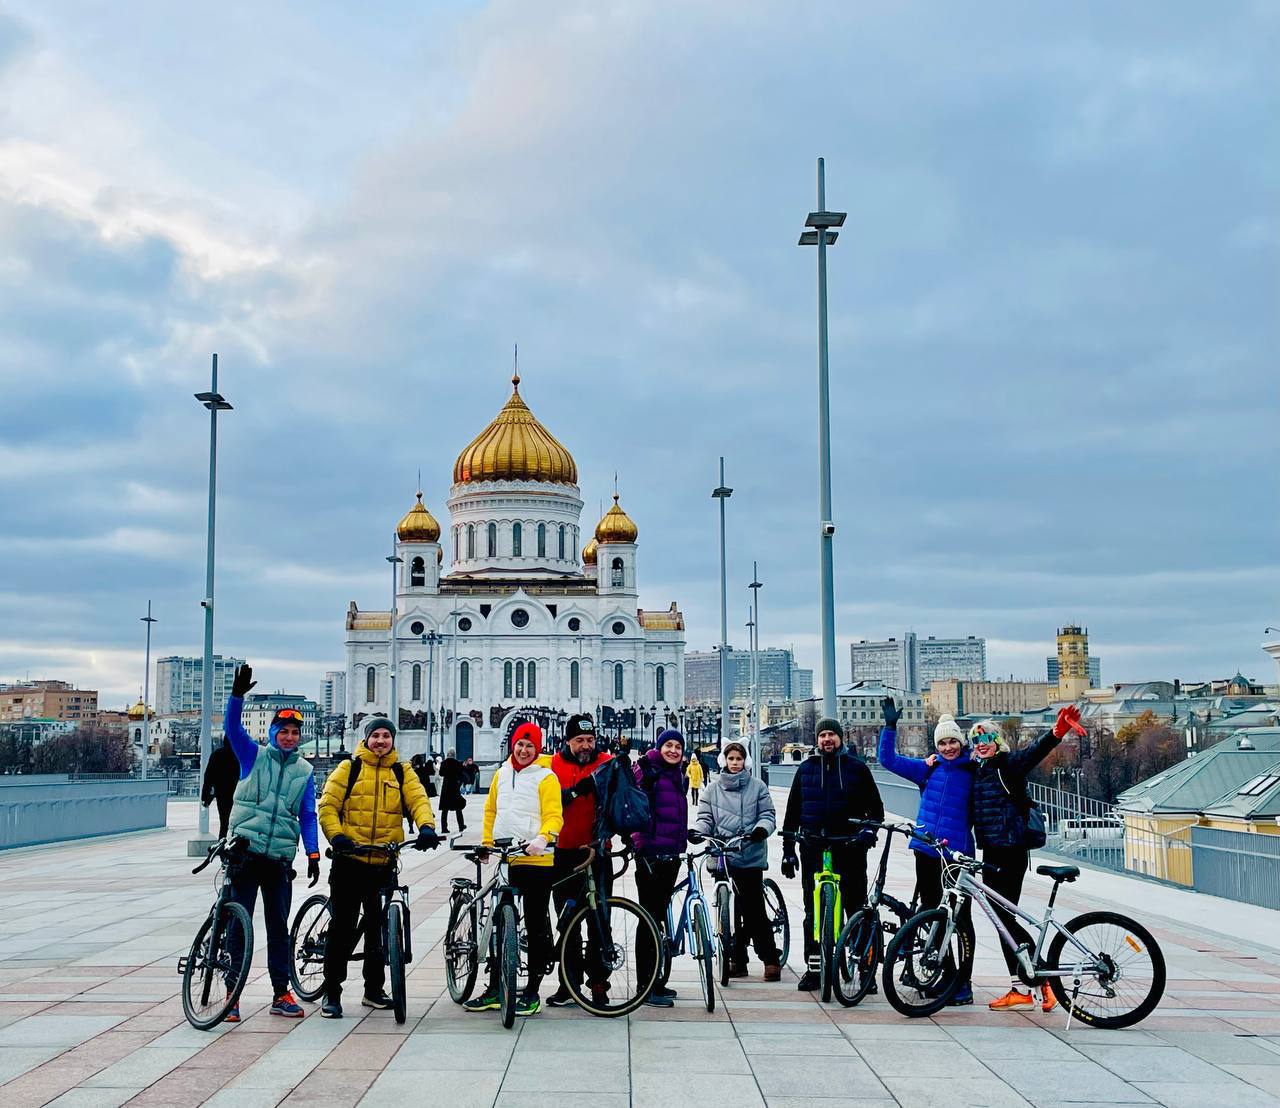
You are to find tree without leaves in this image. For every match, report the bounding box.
[31,725,134,775]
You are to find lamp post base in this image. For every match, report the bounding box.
[186,834,219,858]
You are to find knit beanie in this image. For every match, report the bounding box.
[511,721,543,756]
[933,714,966,749]
[363,715,397,740]
[564,713,596,741]
[815,717,844,740]
[656,728,686,752]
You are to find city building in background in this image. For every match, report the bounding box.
[791,662,814,700]
[241,693,321,746]
[0,680,98,723]
[850,633,986,692]
[1053,625,1092,701]
[320,671,346,717]
[1048,654,1102,688]
[155,655,244,716]
[927,678,1051,717]
[684,646,808,705]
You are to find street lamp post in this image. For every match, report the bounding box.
[194,354,232,839]
[748,561,763,771]
[712,457,732,750]
[421,629,441,757]
[798,158,846,720]
[386,551,403,732]
[139,600,156,782]
[746,608,756,765]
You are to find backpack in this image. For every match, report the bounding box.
[597,757,653,836]
[341,759,411,823]
[997,767,1046,850]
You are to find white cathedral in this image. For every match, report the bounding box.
[343,371,686,762]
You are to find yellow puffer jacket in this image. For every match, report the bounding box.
[688,757,705,789]
[319,742,435,864]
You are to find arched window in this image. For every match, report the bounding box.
[459,661,470,700]
[410,556,425,587]
[512,522,522,556]
[453,528,460,563]
[611,557,625,587]
[558,525,566,560]
[537,523,546,557]
[613,663,624,701]
[467,524,475,559]
[503,661,513,699]
[411,663,422,701]
[527,661,537,698]
[515,661,525,698]
[656,666,666,703]
[570,660,580,700]
[366,667,376,703]
[571,528,577,561]
[487,522,497,558]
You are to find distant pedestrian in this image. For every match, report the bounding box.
[422,756,438,798]
[462,757,479,794]
[438,750,466,834]
[687,752,705,804]
[201,736,239,840]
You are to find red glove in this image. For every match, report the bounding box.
[1053,705,1086,739]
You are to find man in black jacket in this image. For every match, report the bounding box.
[781,717,883,991]
[201,735,240,840]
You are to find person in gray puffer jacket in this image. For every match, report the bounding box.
[694,741,781,981]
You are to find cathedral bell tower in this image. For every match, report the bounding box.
[396,491,442,596]
[594,494,638,598]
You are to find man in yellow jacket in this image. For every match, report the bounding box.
[318,715,437,1018]
[464,721,563,1017]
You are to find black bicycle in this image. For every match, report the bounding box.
[178,838,254,1030]
[288,842,414,1023]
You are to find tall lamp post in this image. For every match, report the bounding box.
[421,629,441,756]
[798,158,846,720]
[139,600,156,781]
[194,355,232,839]
[386,551,402,732]
[712,457,733,750]
[748,562,763,770]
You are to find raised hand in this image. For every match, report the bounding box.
[881,696,902,729]
[231,664,257,699]
[1053,704,1086,739]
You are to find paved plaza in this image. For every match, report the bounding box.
[3,796,1280,1107]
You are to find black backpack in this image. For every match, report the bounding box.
[341,759,411,823]
[597,757,653,836]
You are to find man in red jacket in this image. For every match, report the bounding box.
[546,713,613,1007]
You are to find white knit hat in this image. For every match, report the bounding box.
[934,714,967,748]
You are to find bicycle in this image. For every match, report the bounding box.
[287,841,414,1024]
[652,843,718,1012]
[782,827,863,1002]
[882,830,1166,1029]
[178,838,254,1030]
[832,819,921,1007]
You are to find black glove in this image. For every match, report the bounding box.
[686,829,705,844]
[749,825,769,843]
[781,853,797,880]
[231,663,257,699]
[856,828,878,849]
[331,833,355,854]
[575,774,596,797]
[414,828,441,851]
[307,856,321,886]
[881,696,901,729]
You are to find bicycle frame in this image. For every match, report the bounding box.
[811,848,841,941]
[453,843,524,964]
[664,853,709,957]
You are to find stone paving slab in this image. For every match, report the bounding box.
[2,798,1280,1106]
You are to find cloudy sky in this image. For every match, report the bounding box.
[1,1,1276,708]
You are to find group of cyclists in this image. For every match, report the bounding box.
[206,659,1084,1022]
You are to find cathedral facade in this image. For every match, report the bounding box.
[343,372,685,761]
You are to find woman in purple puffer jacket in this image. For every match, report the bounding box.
[632,729,690,1007]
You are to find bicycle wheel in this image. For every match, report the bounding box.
[691,900,715,1013]
[833,908,880,1008]
[818,884,837,1002]
[496,902,519,1029]
[387,903,407,1025]
[559,896,661,1018]
[182,901,253,1030]
[444,893,479,1004]
[881,907,974,1018]
[715,884,732,988]
[763,878,790,968]
[289,893,330,1002]
[1044,911,1166,1029]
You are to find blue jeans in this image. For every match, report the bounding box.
[230,854,294,995]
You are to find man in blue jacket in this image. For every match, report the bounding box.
[222,663,320,1021]
[781,718,883,991]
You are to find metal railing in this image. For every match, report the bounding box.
[1191,826,1280,910]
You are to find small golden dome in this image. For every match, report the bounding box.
[453,374,578,486]
[582,537,598,566]
[128,699,147,720]
[595,494,638,544]
[397,492,440,543]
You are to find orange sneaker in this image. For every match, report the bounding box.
[988,988,1035,1011]
[1040,985,1057,1013]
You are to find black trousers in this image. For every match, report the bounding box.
[552,847,614,989]
[981,845,1040,984]
[635,856,681,987]
[505,865,554,994]
[729,867,779,965]
[323,856,391,1002]
[229,854,293,995]
[913,851,973,987]
[214,797,233,841]
[800,845,867,962]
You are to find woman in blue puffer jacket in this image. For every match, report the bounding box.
[877,698,975,1005]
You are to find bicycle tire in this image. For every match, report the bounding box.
[558,896,661,1018]
[763,878,790,968]
[1044,911,1166,1029]
[444,893,479,1004]
[691,900,715,1013]
[881,907,974,1018]
[833,907,880,1008]
[288,893,330,1002]
[496,902,519,1029]
[818,884,836,1003]
[387,903,407,1025]
[716,884,732,988]
[182,901,253,1031]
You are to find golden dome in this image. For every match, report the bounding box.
[595,494,638,544]
[128,699,147,720]
[453,374,578,486]
[397,492,440,543]
[582,537,598,566]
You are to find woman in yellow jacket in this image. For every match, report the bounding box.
[687,752,705,804]
[317,715,437,1019]
[464,721,563,1017]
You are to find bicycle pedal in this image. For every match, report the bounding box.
[175,957,188,976]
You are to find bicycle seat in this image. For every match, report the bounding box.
[1036,864,1079,883]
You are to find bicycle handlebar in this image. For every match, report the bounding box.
[191,837,228,875]
[326,841,406,860]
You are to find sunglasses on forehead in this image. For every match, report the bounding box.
[275,710,303,722]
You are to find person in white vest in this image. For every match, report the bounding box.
[465,721,563,1017]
